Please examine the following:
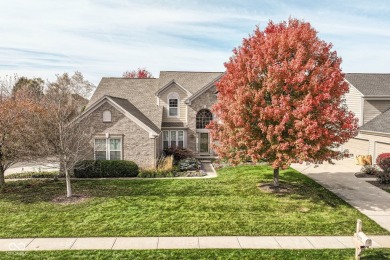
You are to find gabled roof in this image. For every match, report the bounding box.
[82,95,161,137]
[345,73,390,96]
[109,96,161,134]
[158,71,224,95]
[87,78,162,131]
[155,80,191,96]
[360,108,390,134]
[185,73,224,104]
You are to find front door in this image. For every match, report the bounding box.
[199,133,209,153]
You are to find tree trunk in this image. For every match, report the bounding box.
[0,165,5,187]
[65,168,72,198]
[273,168,279,187]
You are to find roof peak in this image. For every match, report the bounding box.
[160,71,224,73]
[101,77,157,79]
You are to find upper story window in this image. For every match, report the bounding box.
[167,92,179,117]
[196,109,213,129]
[103,110,112,122]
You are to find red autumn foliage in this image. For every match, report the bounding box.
[209,18,358,171]
[376,153,390,173]
[123,68,153,78]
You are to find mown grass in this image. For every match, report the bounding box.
[1,249,390,260]
[0,165,388,237]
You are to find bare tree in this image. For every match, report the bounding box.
[0,75,45,186]
[40,72,94,197]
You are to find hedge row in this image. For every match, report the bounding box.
[74,160,139,178]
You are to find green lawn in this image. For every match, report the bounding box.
[1,249,390,260]
[0,165,388,237]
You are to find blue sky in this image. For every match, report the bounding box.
[0,0,389,85]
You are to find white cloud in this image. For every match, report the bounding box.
[0,0,389,85]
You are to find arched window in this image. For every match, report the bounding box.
[103,110,112,122]
[196,109,213,129]
[167,92,179,117]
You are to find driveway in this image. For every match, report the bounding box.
[5,159,59,176]
[291,158,390,232]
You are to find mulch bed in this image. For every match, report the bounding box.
[257,182,296,195]
[52,194,89,204]
[366,181,390,192]
[354,172,376,178]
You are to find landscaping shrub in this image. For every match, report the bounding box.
[376,153,390,173]
[179,158,201,171]
[360,165,379,175]
[163,147,194,163]
[74,160,139,178]
[5,171,59,179]
[137,169,175,178]
[137,166,206,178]
[376,172,390,184]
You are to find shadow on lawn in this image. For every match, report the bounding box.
[262,170,347,208]
[0,167,349,209]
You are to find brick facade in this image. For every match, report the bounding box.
[187,86,217,153]
[87,102,156,168]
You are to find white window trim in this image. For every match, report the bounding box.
[167,92,180,118]
[162,130,186,149]
[94,136,123,160]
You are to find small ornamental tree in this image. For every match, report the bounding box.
[376,153,390,173]
[0,75,45,186]
[123,68,153,78]
[40,72,94,197]
[209,18,358,187]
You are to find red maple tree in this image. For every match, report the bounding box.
[123,68,153,78]
[209,18,358,186]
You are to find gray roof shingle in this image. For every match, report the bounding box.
[87,78,162,132]
[161,122,185,128]
[109,96,161,133]
[360,108,390,134]
[87,72,224,131]
[158,71,223,94]
[345,73,390,96]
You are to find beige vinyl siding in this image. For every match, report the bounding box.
[159,83,188,123]
[342,138,369,156]
[375,142,390,162]
[344,84,363,126]
[356,132,390,162]
[363,100,390,124]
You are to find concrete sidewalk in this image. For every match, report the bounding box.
[1,236,390,251]
[291,158,390,232]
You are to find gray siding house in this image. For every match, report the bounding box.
[343,73,390,161]
[79,71,223,168]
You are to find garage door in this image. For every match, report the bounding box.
[375,142,390,162]
[343,138,369,156]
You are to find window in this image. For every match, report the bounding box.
[178,131,184,147]
[94,137,122,160]
[109,138,122,160]
[168,92,179,117]
[163,131,169,149]
[170,131,177,147]
[196,109,213,129]
[162,130,184,149]
[103,110,112,122]
[95,139,107,160]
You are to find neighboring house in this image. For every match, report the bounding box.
[79,71,223,168]
[343,73,390,162]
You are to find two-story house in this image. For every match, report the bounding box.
[342,73,390,161]
[79,71,223,168]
